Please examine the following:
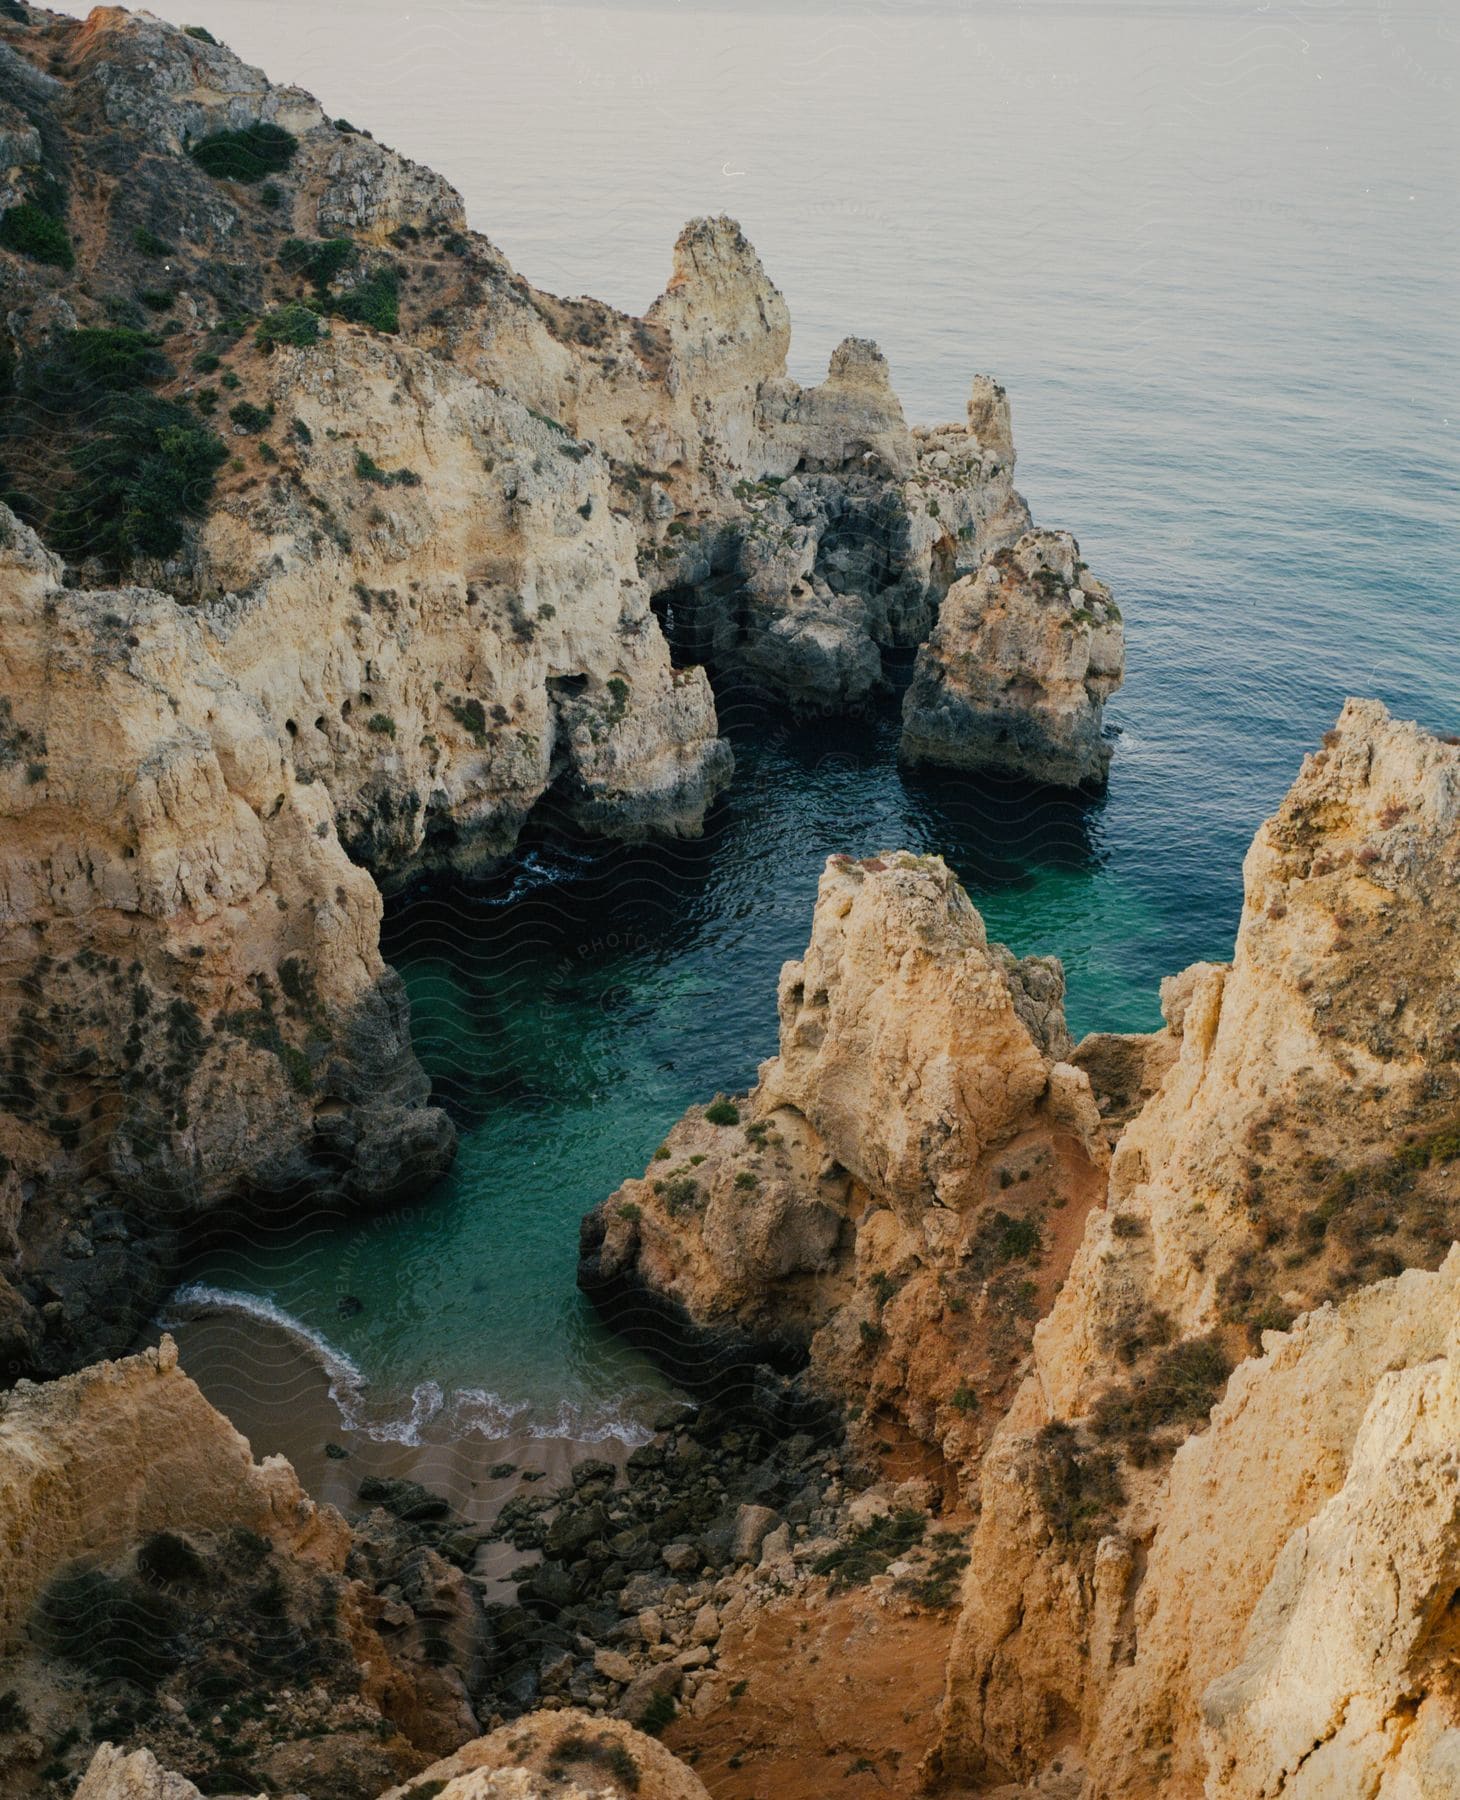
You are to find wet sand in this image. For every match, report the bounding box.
[162,1309,643,1601]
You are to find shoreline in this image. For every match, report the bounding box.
[161,1306,652,1602]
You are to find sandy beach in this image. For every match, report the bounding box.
[161,1306,647,1602]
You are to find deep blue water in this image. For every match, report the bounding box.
[136,0,1459,1438]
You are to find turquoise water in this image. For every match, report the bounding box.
[151,0,1459,1438]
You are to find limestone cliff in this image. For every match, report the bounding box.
[583,703,1460,1796]
[76,1705,709,1800]
[0,506,455,1376]
[0,1337,494,1796]
[935,699,1460,1794]
[581,851,1109,1489]
[0,1,1115,1374]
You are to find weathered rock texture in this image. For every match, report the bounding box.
[902,527,1124,788]
[935,699,1460,1795]
[581,850,1109,1491]
[0,1332,336,1648]
[0,1337,495,1796]
[75,1707,707,1800]
[583,703,1460,1797]
[380,1709,710,1800]
[0,2,1113,1373]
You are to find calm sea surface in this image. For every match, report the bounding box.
[57,0,1457,1439]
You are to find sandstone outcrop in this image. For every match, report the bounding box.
[581,703,1460,1797]
[902,527,1124,788]
[380,1709,710,1800]
[0,1336,500,1795]
[581,851,1108,1487]
[0,1,1114,1372]
[933,700,1460,1793]
[75,1707,709,1800]
[0,507,454,1374]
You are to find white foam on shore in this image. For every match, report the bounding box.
[160,1283,653,1449]
[162,1281,368,1412]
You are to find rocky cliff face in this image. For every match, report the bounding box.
[583,702,1460,1796]
[581,850,1110,1488]
[0,1,1116,1374]
[0,506,455,1376]
[902,527,1124,789]
[931,699,1460,1794]
[0,1337,499,1796]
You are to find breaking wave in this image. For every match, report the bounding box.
[159,1283,651,1448]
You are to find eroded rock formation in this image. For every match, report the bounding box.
[581,850,1110,1488]
[74,1709,707,1800]
[584,701,1460,1796]
[934,697,1460,1794]
[0,1337,500,1796]
[0,1,1117,1375]
[902,527,1124,789]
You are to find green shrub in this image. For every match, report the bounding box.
[137,287,175,312]
[290,416,313,445]
[0,201,73,268]
[653,1174,700,1216]
[0,1690,29,1734]
[617,1201,641,1224]
[1090,1334,1232,1447]
[448,696,487,741]
[354,447,419,487]
[637,1690,676,1735]
[31,327,169,406]
[192,349,221,373]
[811,1510,925,1588]
[259,181,283,211]
[548,1732,640,1792]
[332,266,399,333]
[255,302,321,350]
[992,1211,1041,1261]
[220,369,241,390]
[190,122,297,183]
[1028,1419,1125,1547]
[133,226,172,257]
[228,399,271,433]
[705,1097,739,1126]
[183,23,218,43]
[50,393,225,568]
[36,1567,183,1686]
[367,712,396,738]
[868,1269,897,1307]
[136,1530,207,1586]
[280,235,356,290]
